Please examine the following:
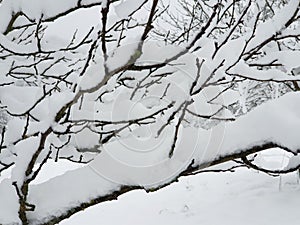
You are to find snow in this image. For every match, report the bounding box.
[114,0,146,20]
[78,60,105,90]
[86,92,300,188]
[286,155,300,171]
[71,128,100,150]
[0,0,300,224]
[0,0,104,32]
[246,0,299,52]
[230,61,300,81]
[11,135,41,185]
[216,92,300,152]
[1,91,300,224]
[0,86,42,115]
[106,40,140,72]
[4,118,26,145]
[59,166,300,225]
[2,156,300,225]
[254,51,300,73]
[0,179,20,224]
[27,166,121,224]
[45,7,101,44]
[4,76,300,221]
[136,41,186,64]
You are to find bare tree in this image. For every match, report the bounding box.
[0,0,300,224]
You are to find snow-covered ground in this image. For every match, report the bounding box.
[59,166,300,225]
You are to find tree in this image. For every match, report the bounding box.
[0,0,299,224]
